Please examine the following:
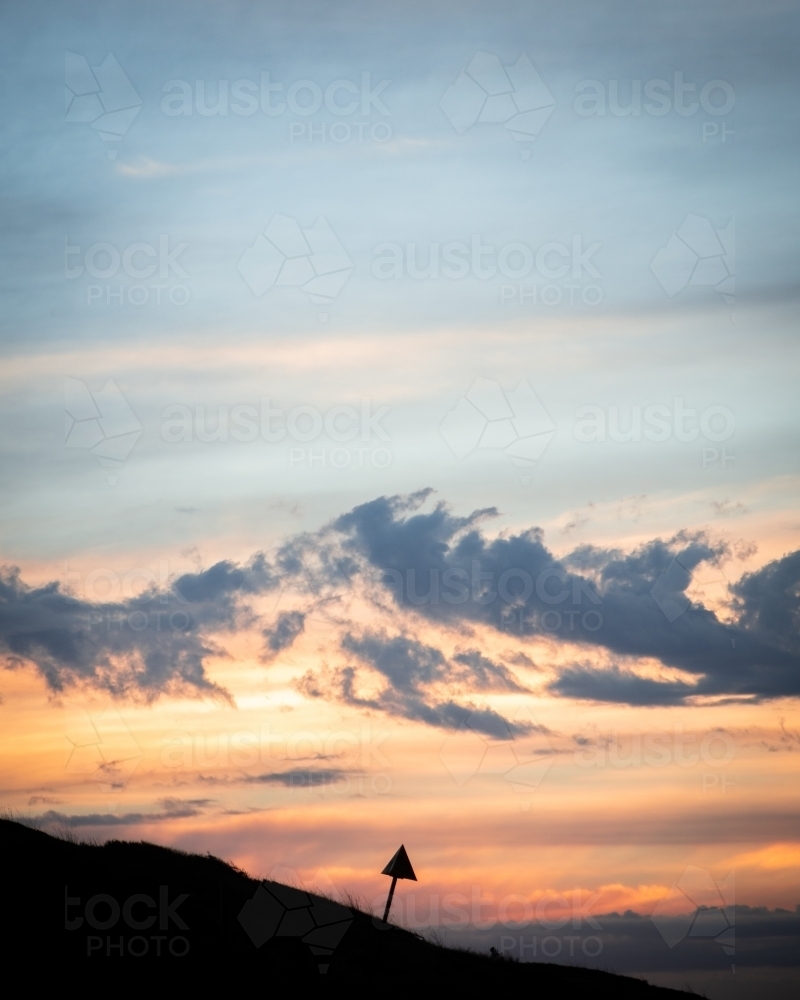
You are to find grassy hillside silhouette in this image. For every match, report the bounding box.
[1,817,694,994]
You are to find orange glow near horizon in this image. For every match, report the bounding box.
[3,622,799,922]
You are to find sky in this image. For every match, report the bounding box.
[1,2,799,995]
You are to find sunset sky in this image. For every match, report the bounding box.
[1,2,799,994]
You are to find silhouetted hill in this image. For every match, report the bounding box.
[0,818,694,995]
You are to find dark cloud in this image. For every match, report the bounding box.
[0,555,279,701]
[320,631,529,737]
[327,493,800,706]
[5,491,799,712]
[244,768,350,787]
[263,610,306,654]
[342,631,447,689]
[452,649,528,692]
[463,906,800,977]
[730,551,800,653]
[504,650,540,671]
[39,797,213,827]
[549,665,693,706]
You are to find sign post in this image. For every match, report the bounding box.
[381,844,417,923]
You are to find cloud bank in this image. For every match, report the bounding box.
[2,491,798,718]
[326,492,800,705]
[300,631,528,737]
[0,555,278,701]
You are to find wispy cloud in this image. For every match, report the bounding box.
[307,630,529,737]
[40,797,214,827]
[116,157,187,178]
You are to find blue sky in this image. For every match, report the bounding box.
[1,0,798,560]
[2,0,798,342]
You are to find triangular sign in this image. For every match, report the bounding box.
[381,844,417,881]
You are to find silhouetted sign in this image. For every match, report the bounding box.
[381,845,417,881]
[381,844,416,921]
